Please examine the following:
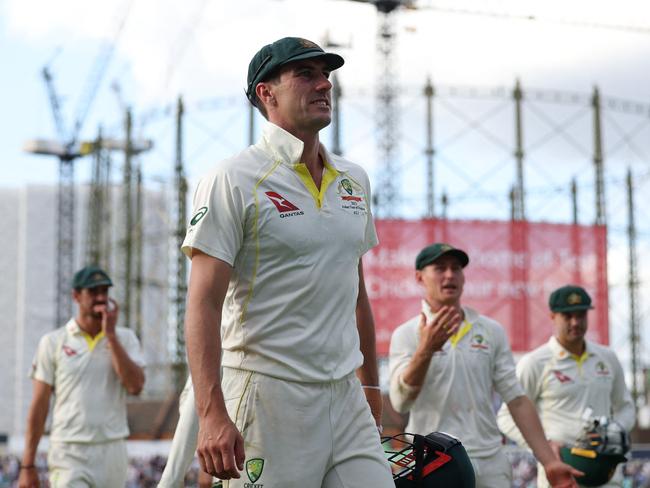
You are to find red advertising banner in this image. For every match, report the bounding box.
[365,219,608,356]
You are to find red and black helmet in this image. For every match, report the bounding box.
[382,431,475,487]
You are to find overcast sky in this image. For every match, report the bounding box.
[2,0,650,186]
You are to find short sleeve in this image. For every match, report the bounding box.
[30,334,57,386]
[119,328,146,367]
[182,165,246,265]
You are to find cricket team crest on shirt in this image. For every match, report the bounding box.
[551,369,573,384]
[62,345,78,357]
[265,191,304,218]
[470,334,489,350]
[336,178,367,215]
[245,458,265,486]
[595,361,610,376]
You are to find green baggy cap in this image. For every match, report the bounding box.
[415,243,469,270]
[549,285,594,312]
[246,37,344,106]
[72,265,113,289]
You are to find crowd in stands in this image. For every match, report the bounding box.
[1,452,650,487]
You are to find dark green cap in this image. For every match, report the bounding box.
[549,285,594,312]
[246,37,344,106]
[72,266,113,289]
[415,243,469,270]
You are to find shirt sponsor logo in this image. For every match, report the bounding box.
[552,369,573,383]
[62,345,78,357]
[265,191,304,218]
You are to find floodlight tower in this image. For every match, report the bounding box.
[345,0,415,216]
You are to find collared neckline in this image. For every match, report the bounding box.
[548,335,592,362]
[65,318,105,351]
[259,122,340,171]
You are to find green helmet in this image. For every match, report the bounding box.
[383,431,475,487]
[560,415,629,487]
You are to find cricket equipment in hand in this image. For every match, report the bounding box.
[382,431,475,487]
[559,408,629,487]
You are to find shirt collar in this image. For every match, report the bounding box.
[548,335,592,360]
[65,318,82,335]
[259,122,339,170]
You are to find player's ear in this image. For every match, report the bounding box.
[415,269,423,285]
[256,82,276,108]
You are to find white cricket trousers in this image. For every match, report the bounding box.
[221,367,394,488]
[470,449,512,488]
[48,438,128,487]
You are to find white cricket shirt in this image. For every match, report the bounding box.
[182,123,378,382]
[31,319,145,443]
[389,303,524,458]
[496,335,635,447]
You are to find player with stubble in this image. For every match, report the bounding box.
[181,37,393,487]
[388,243,582,488]
[19,266,145,488]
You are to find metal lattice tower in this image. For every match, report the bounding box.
[57,157,75,324]
[627,168,640,411]
[513,80,526,221]
[375,6,399,216]
[86,129,112,268]
[173,96,188,391]
[592,87,606,226]
[424,78,434,217]
[134,163,144,340]
[122,110,134,329]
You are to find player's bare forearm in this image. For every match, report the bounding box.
[507,395,555,463]
[355,260,383,425]
[355,260,379,385]
[507,395,581,487]
[186,252,230,419]
[106,337,145,395]
[186,251,245,480]
[22,380,51,465]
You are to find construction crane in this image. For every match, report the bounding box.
[24,0,133,327]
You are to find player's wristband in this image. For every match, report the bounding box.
[20,465,35,470]
[362,385,381,390]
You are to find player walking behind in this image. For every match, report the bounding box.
[19,266,145,488]
[388,243,582,488]
[497,285,634,487]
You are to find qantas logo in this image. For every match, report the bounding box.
[265,191,304,218]
[62,345,78,357]
[552,370,573,383]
